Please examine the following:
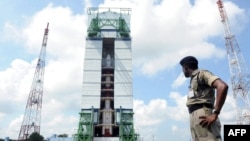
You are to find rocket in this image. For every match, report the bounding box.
[106,54,112,67]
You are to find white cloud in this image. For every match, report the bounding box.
[134,99,168,127]
[222,1,249,34]
[0,0,248,140]
[6,115,23,138]
[133,95,190,141]
[0,113,5,123]
[0,59,34,103]
[129,0,227,76]
[41,114,78,136]
[171,125,178,132]
[4,0,246,77]
[172,72,187,88]
[97,0,247,76]
[167,92,189,121]
[133,99,169,141]
[0,3,87,138]
[220,93,237,122]
[2,22,23,43]
[21,3,87,56]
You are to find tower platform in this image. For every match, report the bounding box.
[94,137,119,141]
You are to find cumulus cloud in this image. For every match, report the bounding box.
[134,99,168,127]
[0,59,34,103]
[6,115,23,137]
[98,0,247,76]
[172,72,187,88]
[133,94,189,140]
[2,22,23,43]
[129,0,226,76]
[0,3,86,138]
[0,0,248,140]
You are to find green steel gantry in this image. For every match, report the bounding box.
[119,109,139,141]
[74,109,94,141]
[74,108,139,141]
[87,8,131,37]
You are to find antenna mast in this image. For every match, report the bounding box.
[217,0,250,124]
[18,23,49,140]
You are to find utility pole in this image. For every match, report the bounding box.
[217,0,250,124]
[18,23,49,140]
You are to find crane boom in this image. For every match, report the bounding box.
[217,0,250,124]
[18,23,49,140]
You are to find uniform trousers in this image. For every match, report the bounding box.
[189,106,221,141]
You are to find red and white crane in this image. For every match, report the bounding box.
[217,0,250,124]
[18,23,49,140]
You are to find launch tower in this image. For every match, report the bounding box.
[74,8,139,141]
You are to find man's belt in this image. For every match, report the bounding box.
[188,103,213,113]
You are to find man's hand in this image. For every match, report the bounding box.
[199,114,218,127]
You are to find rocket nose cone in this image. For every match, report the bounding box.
[106,54,112,67]
[106,54,111,59]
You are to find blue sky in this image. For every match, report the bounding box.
[0,0,250,141]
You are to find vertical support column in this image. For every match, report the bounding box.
[74,109,94,141]
[119,108,138,141]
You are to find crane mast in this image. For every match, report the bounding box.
[18,23,49,140]
[217,0,250,124]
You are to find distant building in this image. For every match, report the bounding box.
[47,134,72,141]
[4,137,9,141]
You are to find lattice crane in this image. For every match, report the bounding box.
[217,0,250,124]
[18,23,49,140]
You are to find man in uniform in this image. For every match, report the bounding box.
[179,56,228,141]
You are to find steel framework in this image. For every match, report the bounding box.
[18,23,49,140]
[119,109,139,141]
[217,0,250,124]
[87,7,131,37]
[74,109,94,141]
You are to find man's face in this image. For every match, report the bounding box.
[182,65,190,78]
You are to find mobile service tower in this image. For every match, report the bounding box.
[74,7,139,141]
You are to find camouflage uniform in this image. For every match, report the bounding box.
[187,69,222,141]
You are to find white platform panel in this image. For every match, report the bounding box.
[115,60,132,71]
[115,83,132,94]
[84,59,102,70]
[81,95,100,109]
[115,71,132,82]
[115,40,131,49]
[85,48,102,59]
[93,137,119,141]
[101,31,117,38]
[114,95,133,109]
[115,49,132,59]
[86,39,102,49]
[83,82,101,89]
[83,71,101,82]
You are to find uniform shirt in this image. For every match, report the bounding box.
[186,69,219,107]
